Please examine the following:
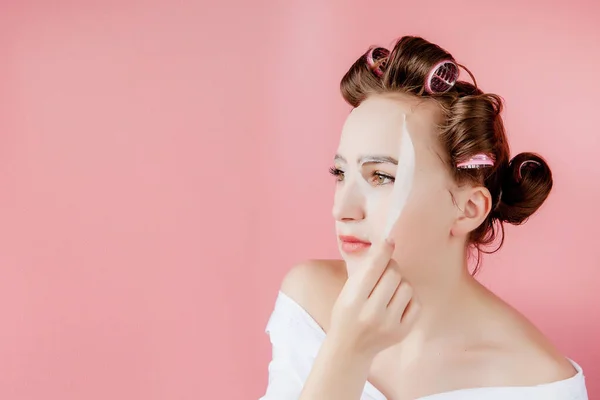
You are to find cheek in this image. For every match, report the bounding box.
[388,182,455,262]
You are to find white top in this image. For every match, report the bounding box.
[259,291,588,400]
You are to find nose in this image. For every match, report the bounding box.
[332,179,366,222]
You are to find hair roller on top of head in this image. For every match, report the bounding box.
[425,60,460,94]
[365,47,390,78]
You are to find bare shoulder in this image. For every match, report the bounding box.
[280,259,347,332]
[501,313,577,383]
[472,294,578,386]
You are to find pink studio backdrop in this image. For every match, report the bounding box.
[1,1,599,399]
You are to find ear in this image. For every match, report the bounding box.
[451,186,492,237]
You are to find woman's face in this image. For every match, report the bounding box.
[332,94,459,276]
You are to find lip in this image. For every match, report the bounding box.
[338,235,371,254]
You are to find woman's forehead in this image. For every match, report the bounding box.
[338,94,442,162]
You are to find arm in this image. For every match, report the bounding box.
[298,336,373,400]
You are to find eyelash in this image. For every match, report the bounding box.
[328,167,395,185]
[329,167,343,178]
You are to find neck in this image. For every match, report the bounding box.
[369,247,490,394]
[397,245,484,352]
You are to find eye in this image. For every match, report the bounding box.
[329,166,344,182]
[371,172,394,186]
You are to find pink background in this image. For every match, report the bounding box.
[1,1,599,399]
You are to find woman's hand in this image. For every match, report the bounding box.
[329,238,419,359]
[298,238,419,400]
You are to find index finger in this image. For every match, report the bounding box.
[356,238,396,298]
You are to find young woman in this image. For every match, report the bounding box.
[259,36,588,400]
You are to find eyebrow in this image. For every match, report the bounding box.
[334,154,399,166]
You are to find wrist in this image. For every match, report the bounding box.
[298,332,376,399]
[321,333,376,368]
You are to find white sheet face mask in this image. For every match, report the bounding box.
[353,114,416,241]
[383,114,415,239]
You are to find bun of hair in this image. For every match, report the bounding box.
[494,152,553,225]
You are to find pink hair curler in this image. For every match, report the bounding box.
[456,154,495,169]
[425,60,459,94]
[366,47,388,77]
[518,160,541,180]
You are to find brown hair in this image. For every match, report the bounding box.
[340,36,553,272]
